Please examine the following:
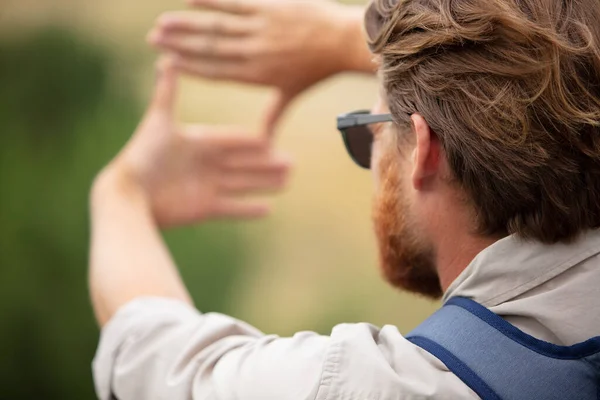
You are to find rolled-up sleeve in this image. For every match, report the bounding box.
[93,297,329,400]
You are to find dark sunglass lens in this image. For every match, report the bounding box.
[344,126,373,169]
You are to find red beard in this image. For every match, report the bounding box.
[372,150,443,299]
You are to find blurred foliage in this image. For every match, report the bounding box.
[0,27,247,399]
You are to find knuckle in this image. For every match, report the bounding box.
[204,14,223,34]
[213,19,225,35]
[202,38,218,56]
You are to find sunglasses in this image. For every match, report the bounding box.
[337,110,393,169]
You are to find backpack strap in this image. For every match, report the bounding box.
[405,297,600,400]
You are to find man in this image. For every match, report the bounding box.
[91,0,600,398]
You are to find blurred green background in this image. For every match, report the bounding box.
[0,1,438,399]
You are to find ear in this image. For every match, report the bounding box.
[410,113,441,190]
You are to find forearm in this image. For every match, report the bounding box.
[89,167,192,327]
[338,5,377,75]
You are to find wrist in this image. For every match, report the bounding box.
[337,6,376,74]
[91,164,149,215]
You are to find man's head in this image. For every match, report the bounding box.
[360,0,600,298]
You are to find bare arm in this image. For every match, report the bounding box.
[89,170,192,326]
[89,58,290,326]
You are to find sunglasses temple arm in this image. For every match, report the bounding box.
[355,113,393,126]
[337,114,393,129]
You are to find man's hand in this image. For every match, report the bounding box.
[103,56,291,228]
[90,57,291,326]
[147,0,373,134]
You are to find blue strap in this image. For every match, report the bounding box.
[406,297,600,400]
[408,335,501,400]
[446,297,600,359]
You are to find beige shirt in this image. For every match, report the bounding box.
[93,230,600,399]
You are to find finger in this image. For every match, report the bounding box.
[211,199,271,219]
[151,31,252,60]
[173,56,252,82]
[187,0,258,15]
[221,151,292,172]
[218,170,289,194]
[150,56,179,115]
[262,90,296,138]
[183,125,269,151]
[155,11,257,37]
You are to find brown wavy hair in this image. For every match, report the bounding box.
[365,0,600,243]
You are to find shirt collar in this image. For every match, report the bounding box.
[442,229,600,307]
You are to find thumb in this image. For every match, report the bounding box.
[150,55,179,115]
[262,89,296,138]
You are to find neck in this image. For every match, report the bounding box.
[432,216,501,292]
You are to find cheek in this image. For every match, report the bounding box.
[371,127,396,188]
[371,137,383,189]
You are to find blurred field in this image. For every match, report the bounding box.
[1,0,438,397]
